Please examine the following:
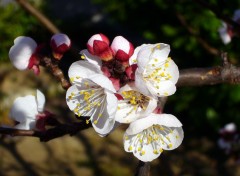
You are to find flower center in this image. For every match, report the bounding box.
[67,78,107,124]
[143,57,172,95]
[125,125,179,155]
[121,90,150,109]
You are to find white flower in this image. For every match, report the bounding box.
[218,22,232,45]
[66,60,118,135]
[10,90,45,130]
[123,113,184,162]
[9,36,37,70]
[115,84,157,123]
[130,43,179,97]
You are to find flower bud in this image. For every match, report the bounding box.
[9,36,37,70]
[9,36,41,75]
[87,33,113,61]
[50,33,71,60]
[111,36,134,62]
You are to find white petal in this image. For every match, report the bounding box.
[126,113,182,135]
[92,117,116,136]
[141,97,157,117]
[9,36,37,70]
[104,90,118,118]
[87,34,104,47]
[65,85,79,112]
[51,33,71,47]
[91,91,117,135]
[164,59,179,84]
[129,44,148,65]
[135,70,153,97]
[89,74,116,93]
[15,119,36,130]
[137,43,170,73]
[36,89,45,112]
[115,102,139,123]
[10,95,38,122]
[150,43,170,63]
[80,49,102,68]
[218,22,231,45]
[68,60,102,81]
[123,133,161,162]
[133,142,161,162]
[161,127,184,150]
[224,123,237,132]
[146,80,177,97]
[111,36,130,54]
[137,45,155,73]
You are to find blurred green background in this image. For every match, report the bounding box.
[1,0,240,175]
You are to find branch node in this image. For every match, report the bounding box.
[221,51,229,67]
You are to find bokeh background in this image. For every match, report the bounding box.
[1,0,240,175]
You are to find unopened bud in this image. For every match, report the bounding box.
[111,36,134,62]
[87,33,113,61]
[9,36,41,75]
[50,33,71,60]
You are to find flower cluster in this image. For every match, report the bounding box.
[218,9,240,44]
[66,34,184,161]
[8,33,183,162]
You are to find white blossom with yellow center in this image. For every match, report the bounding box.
[123,113,183,162]
[130,43,179,97]
[66,60,118,135]
[115,84,157,124]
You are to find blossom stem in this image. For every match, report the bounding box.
[135,161,151,176]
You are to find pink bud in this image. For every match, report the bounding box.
[109,77,120,91]
[36,111,53,131]
[93,40,113,61]
[125,64,137,80]
[87,33,113,61]
[50,33,71,60]
[111,36,134,62]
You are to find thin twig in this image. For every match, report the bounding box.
[0,121,92,142]
[176,12,219,56]
[15,0,60,34]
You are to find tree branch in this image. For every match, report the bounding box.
[40,55,71,90]
[177,62,240,87]
[15,0,60,34]
[175,12,220,56]
[0,121,92,142]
